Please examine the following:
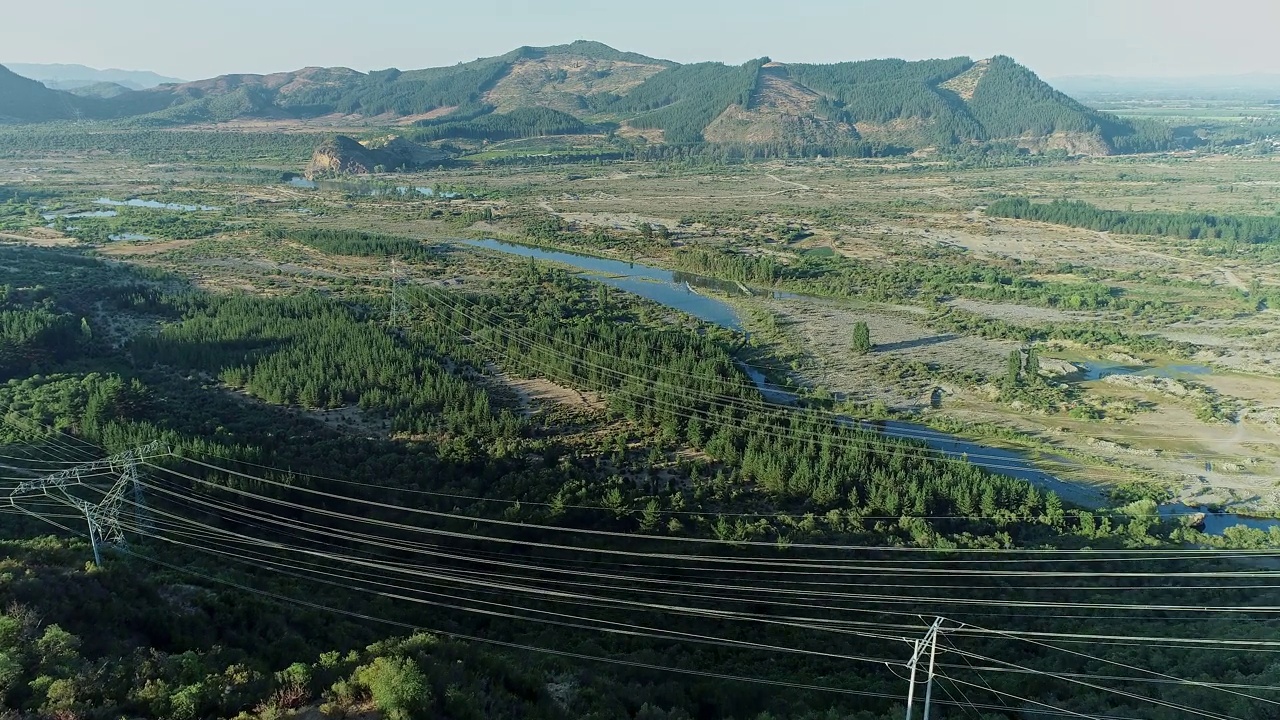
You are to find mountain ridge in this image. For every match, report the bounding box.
[2,62,183,90]
[0,42,1159,155]
[0,64,88,123]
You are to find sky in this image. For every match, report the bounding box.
[5,0,1279,81]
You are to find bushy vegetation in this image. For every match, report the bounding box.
[0,197,40,232]
[673,245,1131,311]
[54,207,224,244]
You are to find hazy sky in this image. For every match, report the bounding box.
[6,0,1278,80]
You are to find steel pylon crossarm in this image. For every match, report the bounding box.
[6,441,166,565]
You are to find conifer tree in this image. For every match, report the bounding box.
[851,321,872,354]
[1006,349,1023,387]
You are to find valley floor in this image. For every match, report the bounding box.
[4,146,1280,515]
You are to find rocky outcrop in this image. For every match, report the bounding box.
[305,135,448,178]
[1036,358,1080,378]
[1001,131,1113,157]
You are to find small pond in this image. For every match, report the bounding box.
[94,198,221,212]
[41,210,119,220]
[1077,358,1214,382]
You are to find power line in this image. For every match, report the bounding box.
[5,456,1264,712]
[133,463,1280,622]
[119,504,1265,717]
[164,453,1280,565]
[127,472,1280,650]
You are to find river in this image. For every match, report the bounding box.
[459,239,745,330]
[455,238,1277,535]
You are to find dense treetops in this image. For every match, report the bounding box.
[787,57,977,133]
[987,197,1280,244]
[611,60,768,142]
[264,227,433,259]
[405,106,595,142]
[967,56,1112,137]
[603,59,769,143]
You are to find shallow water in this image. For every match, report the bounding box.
[1078,359,1214,381]
[1160,502,1280,534]
[94,197,221,212]
[41,210,118,220]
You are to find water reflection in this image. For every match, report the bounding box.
[1078,359,1214,381]
[94,198,221,212]
[458,238,743,330]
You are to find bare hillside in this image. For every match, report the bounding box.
[484,56,668,114]
[703,64,858,146]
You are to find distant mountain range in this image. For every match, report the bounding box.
[3,63,183,91]
[0,42,1168,154]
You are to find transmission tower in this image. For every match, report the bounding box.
[904,617,945,720]
[7,441,165,565]
[389,258,408,325]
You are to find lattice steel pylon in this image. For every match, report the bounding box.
[389,258,408,326]
[7,441,165,565]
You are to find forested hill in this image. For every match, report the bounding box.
[0,43,1157,153]
[0,65,91,123]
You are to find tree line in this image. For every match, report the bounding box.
[263,227,434,260]
[0,128,318,164]
[406,106,600,142]
[988,197,1280,243]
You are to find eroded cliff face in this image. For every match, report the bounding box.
[305,135,448,177]
[1005,131,1112,156]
